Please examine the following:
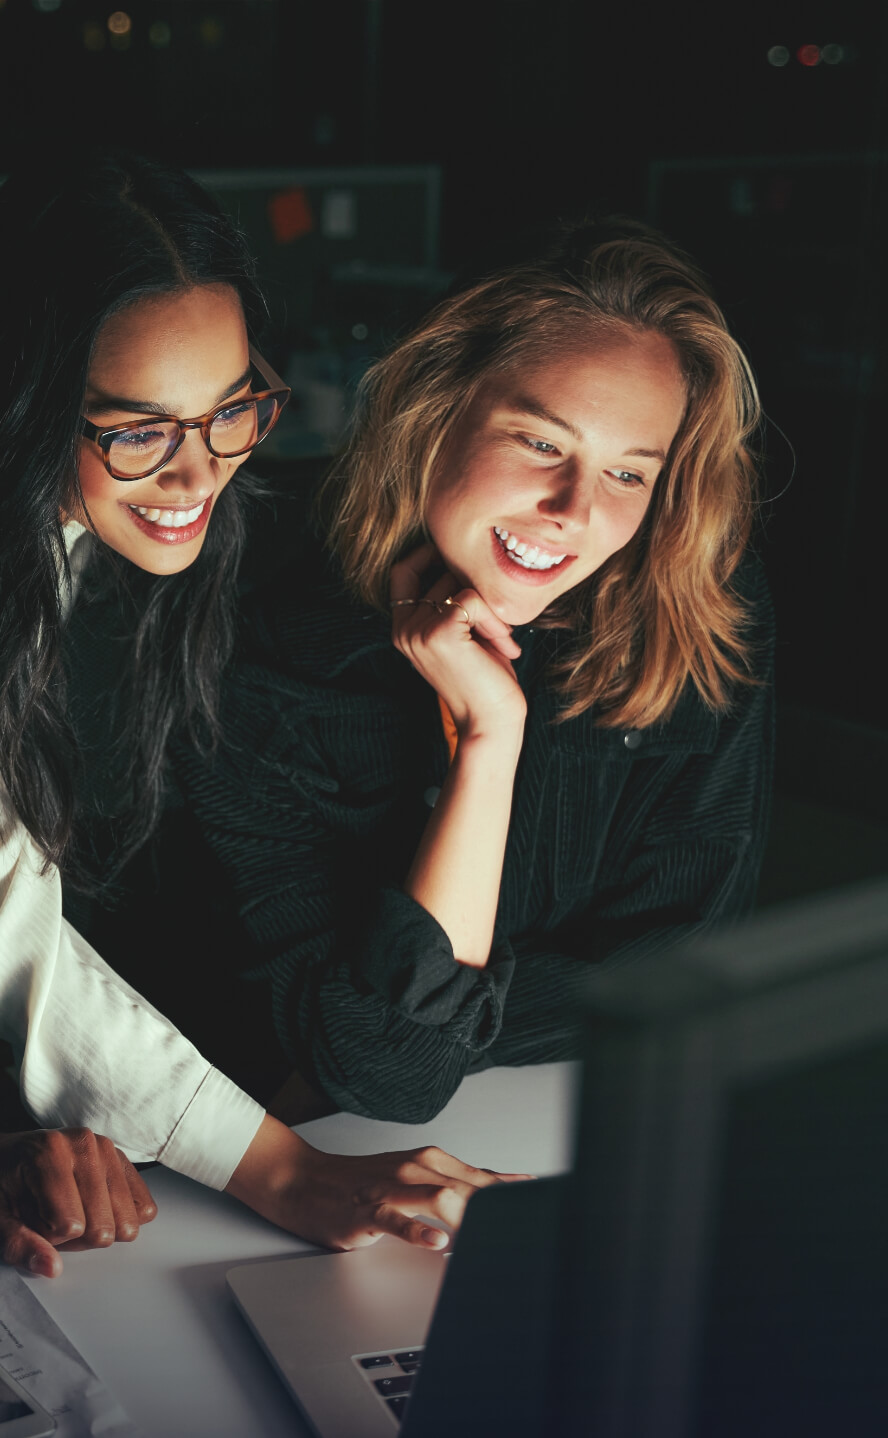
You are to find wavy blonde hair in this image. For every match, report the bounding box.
[321,220,761,727]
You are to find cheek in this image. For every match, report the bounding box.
[597,489,651,550]
[429,451,526,529]
[71,445,122,519]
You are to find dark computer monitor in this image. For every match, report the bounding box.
[558,878,888,1437]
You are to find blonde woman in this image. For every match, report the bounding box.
[164,220,774,1123]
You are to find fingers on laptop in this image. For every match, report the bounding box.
[0,1127,157,1276]
[406,1147,534,1184]
[369,1204,451,1249]
[361,1147,534,1248]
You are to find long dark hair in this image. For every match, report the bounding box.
[0,148,267,876]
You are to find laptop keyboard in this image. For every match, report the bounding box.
[353,1348,425,1424]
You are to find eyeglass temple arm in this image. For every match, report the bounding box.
[249,344,289,394]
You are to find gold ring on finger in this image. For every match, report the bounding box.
[443,596,472,625]
[418,598,443,613]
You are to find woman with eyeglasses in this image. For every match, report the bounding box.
[0,148,522,1278]
[168,219,775,1126]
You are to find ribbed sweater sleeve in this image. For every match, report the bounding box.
[174,677,515,1122]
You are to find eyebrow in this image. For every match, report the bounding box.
[84,365,254,419]
[507,396,668,464]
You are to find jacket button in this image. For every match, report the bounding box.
[623,731,642,750]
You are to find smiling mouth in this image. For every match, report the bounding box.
[127,501,207,529]
[123,497,212,544]
[493,527,569,571]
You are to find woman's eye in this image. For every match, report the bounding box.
[519,436,558,455]
[608,469,644,488]
[215,403,251,426]
[116,428,165,450]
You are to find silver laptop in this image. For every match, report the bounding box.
[229,881,888,1438]
[227,1174,563,1438]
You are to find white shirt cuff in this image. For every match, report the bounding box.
[156,1067,265,1191]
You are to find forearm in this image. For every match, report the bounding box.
[404,730,523,967]
[225,1113,310,1207]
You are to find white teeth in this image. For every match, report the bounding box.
[129,502,205,528]
[494,527,567,571]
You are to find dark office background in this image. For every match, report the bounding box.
[2,0,887,896]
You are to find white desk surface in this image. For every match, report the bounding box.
[27,1061,579,1438]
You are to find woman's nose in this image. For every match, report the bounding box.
[157,429,219,498]
[537,459,594,532]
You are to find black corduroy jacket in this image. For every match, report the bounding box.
[171,543,776,1124]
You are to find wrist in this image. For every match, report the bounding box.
[451,731,525,781]
[225,1114,313,1204]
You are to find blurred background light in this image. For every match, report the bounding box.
[821,43,844,64]
[83,18,104,49]
[767,45,790,67]
[33,0,62,11]
[199,16,224,48]
[797,44,821,67]
[148,19,171,49]
[107,10,132,35]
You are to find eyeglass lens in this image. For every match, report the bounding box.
[105,395,280,478]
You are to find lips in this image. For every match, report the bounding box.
[123,497,212,545]
[493,526,567,569]
[489,526,575,586]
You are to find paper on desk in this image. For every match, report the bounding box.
[0,1268,141,1437]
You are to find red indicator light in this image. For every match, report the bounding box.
[797,44,821,66]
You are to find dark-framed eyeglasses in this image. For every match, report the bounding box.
[79,346,291,481]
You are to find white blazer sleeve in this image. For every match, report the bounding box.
[0,793,264,1190]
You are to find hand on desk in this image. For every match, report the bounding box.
[226,1115,530,1251]
[0,1128,157,1278]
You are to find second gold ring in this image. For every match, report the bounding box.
[443,596,472,625]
